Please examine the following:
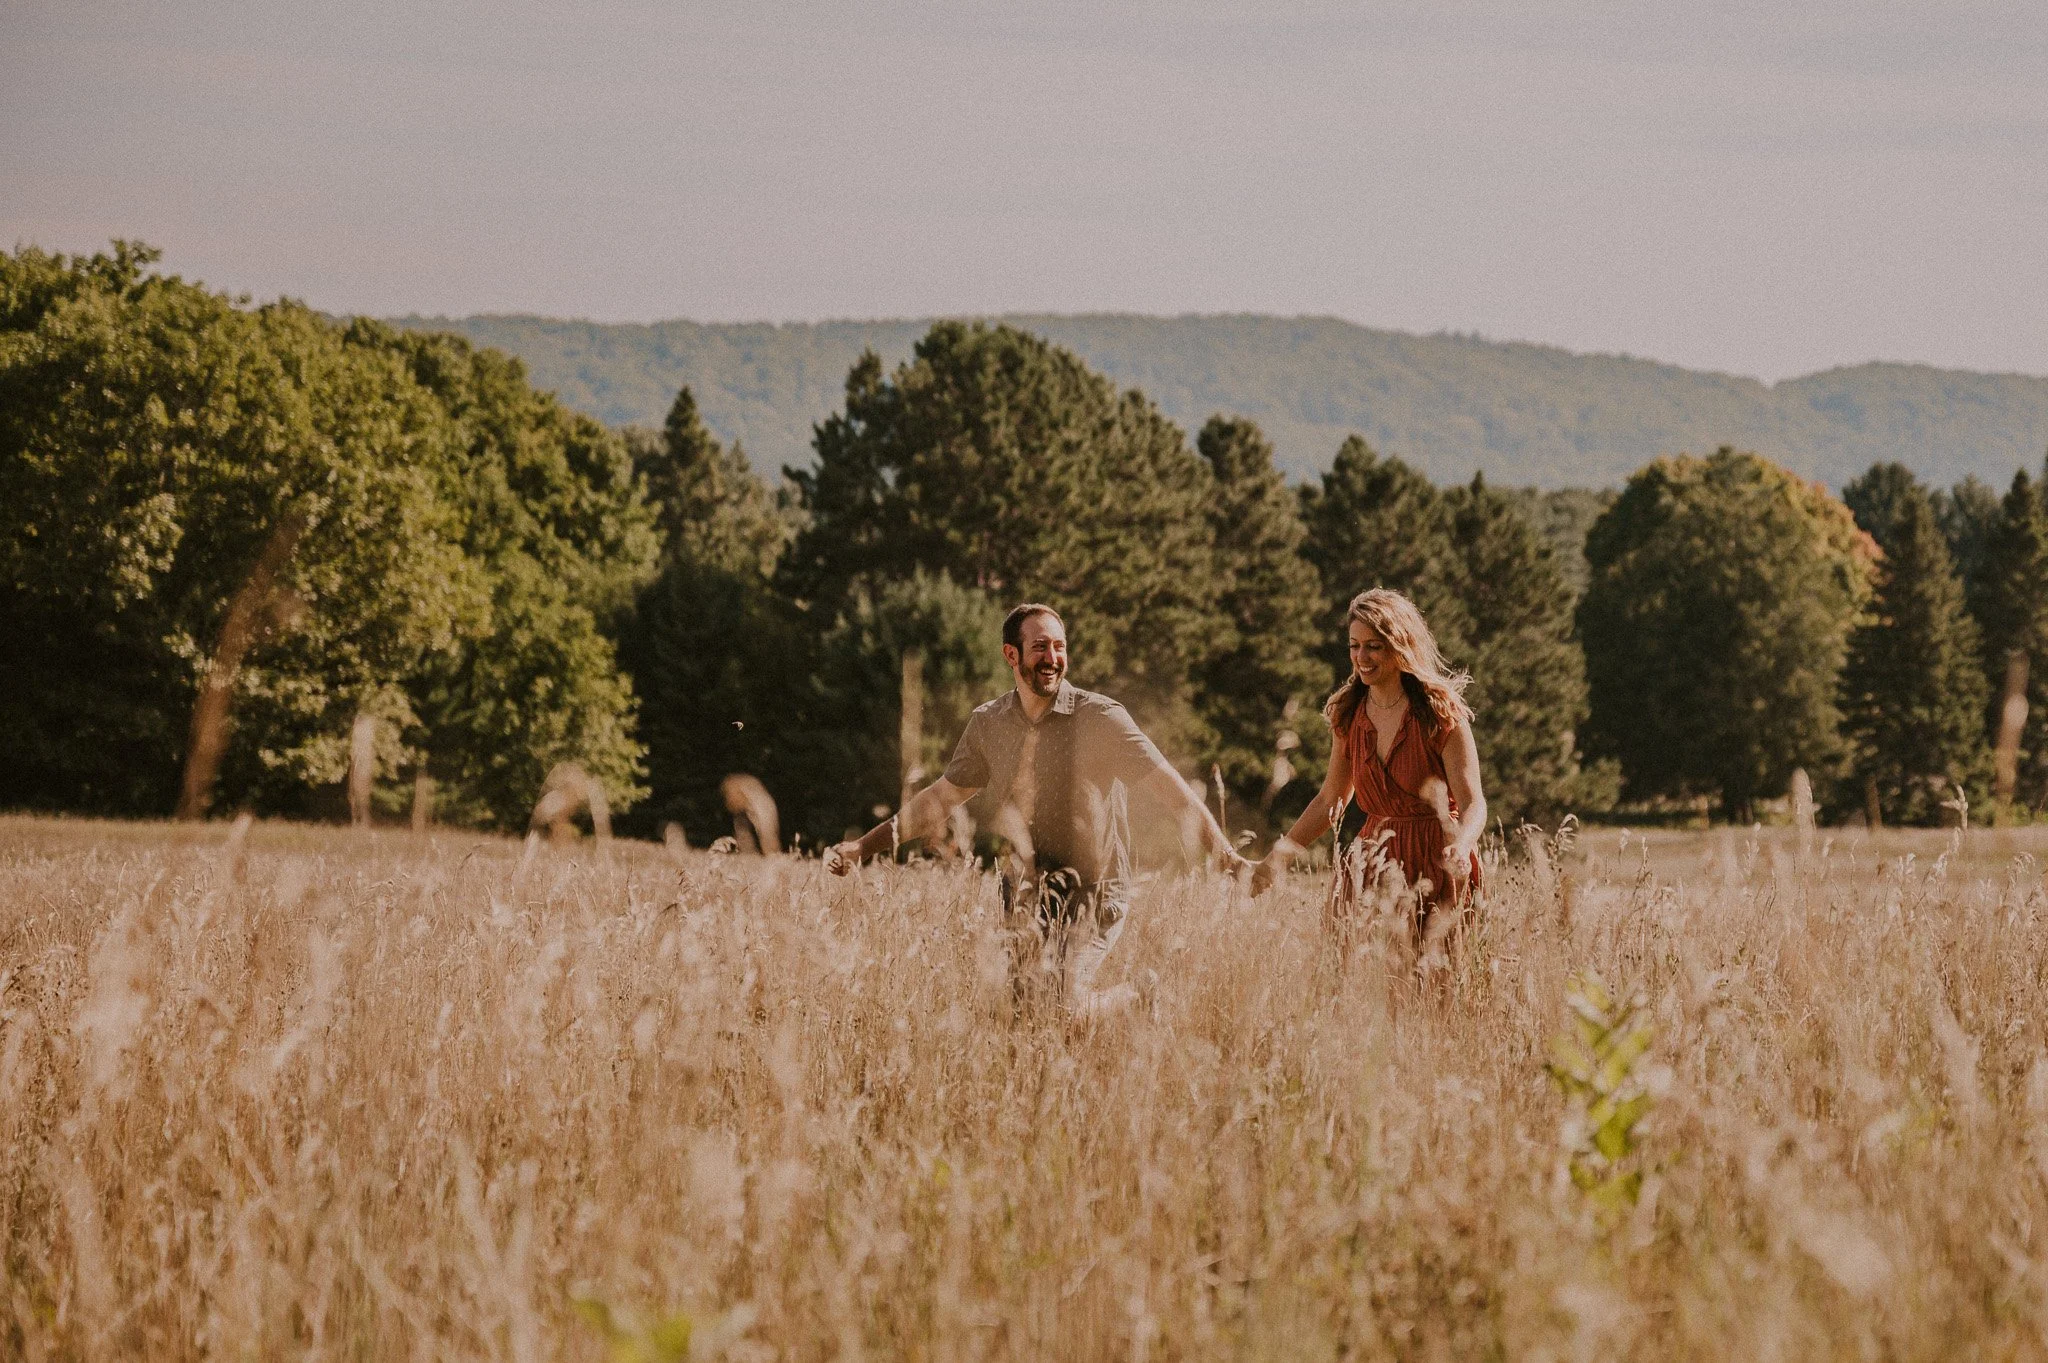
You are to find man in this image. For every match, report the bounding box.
[828,603,1248,1015]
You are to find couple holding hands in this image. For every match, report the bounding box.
[826,588,1487,1014]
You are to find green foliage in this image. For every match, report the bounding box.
[1189,416,1328,810]
[1841,462,1924,560]
[628,386,795,578]
[1446,475,1617,822]
[0,245,474,813]
[614,391,805,843]
[573,1294,757,1363]
[617,554,807,844]
[1838,468,1991,825]
[343,323,659,826]
[0,244,655,826]
[784,322,1226,740]
[1579,449,1875,821]
[1547,971,1657,1217]
[400,312,2048,492]
[806,571,1012,844]
[1932,474,2003,602]
[1501,486,1616,603]
[1974,467,2048,809]
[1298,437,1471,681]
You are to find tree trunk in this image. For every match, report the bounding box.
[174,514,306,820]
[898,648,924,814]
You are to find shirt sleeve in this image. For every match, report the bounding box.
[1095,700,1170,787]
[942,712,990,790]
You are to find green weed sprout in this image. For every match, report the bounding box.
[1548,971,1656,1217]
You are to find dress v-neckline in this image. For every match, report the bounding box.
[1367,703,1409,767]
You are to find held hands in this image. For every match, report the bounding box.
[825,841,862,877]
[1248,836,1303,897]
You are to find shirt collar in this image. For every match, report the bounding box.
[1005,678,1079,718]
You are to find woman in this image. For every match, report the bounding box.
[1251,588,1486,938]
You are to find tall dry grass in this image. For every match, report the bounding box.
[6,813,2048,1360]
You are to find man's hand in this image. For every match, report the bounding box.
[826,841,863,877]
[1248,834,1304,897]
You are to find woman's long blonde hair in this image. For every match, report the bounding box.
[1324,588,1473,740]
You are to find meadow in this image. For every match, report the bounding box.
[7,812,2048,1360]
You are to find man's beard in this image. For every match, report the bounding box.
[1023,663,1065,697]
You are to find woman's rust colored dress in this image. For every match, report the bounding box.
[1336,701,1479,932]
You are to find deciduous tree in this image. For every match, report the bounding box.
[1579,448,1874,821]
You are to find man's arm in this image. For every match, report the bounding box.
[1139,764,1251,876]
[826,777,979,875]
[1094,697,1248,878]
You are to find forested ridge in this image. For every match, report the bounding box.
[392,312,2048,492]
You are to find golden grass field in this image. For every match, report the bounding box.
[7,812,2048,1360]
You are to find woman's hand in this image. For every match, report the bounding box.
[1249,836,1302,897]
[1441,841,1474,893]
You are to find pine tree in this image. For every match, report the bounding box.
[1930,475,2002,598]
[1842,462,1924,560]
[782,322,1227,730]
[1839,479,1990,825]
[1446,473,1615,822]
[1975,468,2048,810]
[631,386,793,577]
[1190,416,1328,809]
[615,386,803,837]
[1297,436,1471,681]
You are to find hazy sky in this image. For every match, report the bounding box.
[6,1,2044,381]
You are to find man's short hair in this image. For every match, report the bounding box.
[1002,602,1064,652]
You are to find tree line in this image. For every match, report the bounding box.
[6,245,2047,842]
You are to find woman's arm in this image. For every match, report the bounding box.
[1249,735,1352,896]
[1440,718,1487,884]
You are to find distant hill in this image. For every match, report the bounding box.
[387,313,2048,490]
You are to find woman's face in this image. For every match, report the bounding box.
[1348,619,1395,686]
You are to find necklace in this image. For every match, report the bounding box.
[1366,689,1406,715]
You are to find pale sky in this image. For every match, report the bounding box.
[6,0,2044,381]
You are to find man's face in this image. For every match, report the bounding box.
[1005,614,1068,698]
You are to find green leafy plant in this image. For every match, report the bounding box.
[1547,971,1656,1216]
[572,1295,757,1363]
